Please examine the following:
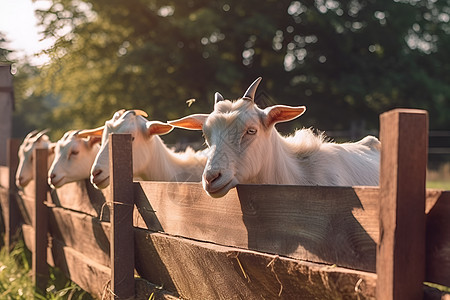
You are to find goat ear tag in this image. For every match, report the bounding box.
[264,105,306,126]
[147,121,174,136]
[168,114,209,130]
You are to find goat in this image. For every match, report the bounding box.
[48,130,101,188]
[168,77,380,198]
[16,129,54,187]
[82,109,207,189]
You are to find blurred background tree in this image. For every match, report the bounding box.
[10,0,450,143]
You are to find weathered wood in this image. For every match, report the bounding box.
[134,228,377,300]
[425,190,450,287]
[5,139,21,250]
[15,191,34,225]
[109,133,134,300]
[134,182,379,272]
[0,64,13,166]
[377,109,428,300]
[49,238,111,299]
[32,148,49,293]
[48,207,111,267]
[49,179,110,219]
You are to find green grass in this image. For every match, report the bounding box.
[426,180,450,190]
[427,162,450,190]
[0,240,92,300]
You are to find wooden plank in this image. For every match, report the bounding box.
[49,239,111,299]
[33,148,49,293]
[5,139,21,250]
[48,207,111,267]
[377,109,428,300]
[425,190,450,287]
[134,228,377,300]
[22,223,34,253]
[109,133,134,300]
[134,182,379,272]
[49,180,110,220]
[15,191,33,225]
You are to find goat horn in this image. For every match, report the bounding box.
[242,77,262,101]
[25,129,39,140]
[132,109,148,118]
[77,126,104,138]
[214,92,225,105]
[33,129,50,141]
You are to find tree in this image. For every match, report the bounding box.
[29,0,449,141]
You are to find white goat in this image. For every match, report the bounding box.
[16,129,54,188]
[48,130,101,188]
[169,77,380,198]
[82,109,207,189]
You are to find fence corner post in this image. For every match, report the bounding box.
[109,133,135,300]
[6,138,21,251]
[32,148,49,293]
[377,108,428,300]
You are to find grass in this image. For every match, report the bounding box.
[0,240,93,300]
[427,162,450,190]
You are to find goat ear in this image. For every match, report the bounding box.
[264,105,306,127]
[146,121,173,136]
[87,136,102,148]
[77,126,104,138]
[168,114,208,130]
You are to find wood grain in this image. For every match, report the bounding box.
[425,190,450,287]
[33,148,49,293]
[134,181,379,272]
[49,180,110,219]
[377,109,428,300]
[5,139,21,250]
[109,133,134,299]
[48,207,110,267]
[134,228,377,300]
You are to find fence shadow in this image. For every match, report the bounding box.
[236,184,378,272]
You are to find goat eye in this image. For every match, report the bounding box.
[131,136,135,141]
[246,128,257,135]
[71,150,79,156]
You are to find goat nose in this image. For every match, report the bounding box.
[92,169,102,178]
[50,173,56,179]
[204,170,221,185]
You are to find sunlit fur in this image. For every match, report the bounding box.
[91,110,207,189]
[201,99,380,198]
[48,130,100,188]
[16,130,54,188]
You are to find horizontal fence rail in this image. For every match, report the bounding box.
[0,108,449,300]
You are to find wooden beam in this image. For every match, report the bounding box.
[32,148,49,293]
[134,182,379,272]
[134,228,377,299]
[5,138,21,250]
[377,109,428,300]
[109,133,134,300]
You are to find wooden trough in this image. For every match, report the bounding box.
[0,109,449,300]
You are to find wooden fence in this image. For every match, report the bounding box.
[0,109,449,300]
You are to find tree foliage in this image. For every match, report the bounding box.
[18,0,450,140]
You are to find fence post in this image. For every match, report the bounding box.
[109,133,134,300]
[33,148,49,293]
[377,109,428,300]
[5,138,21,251]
